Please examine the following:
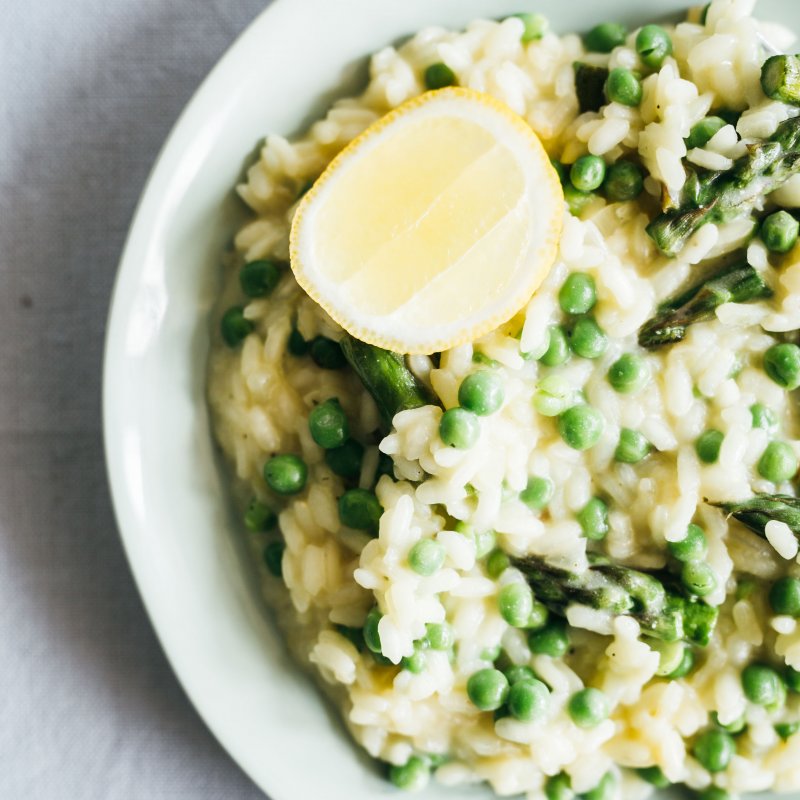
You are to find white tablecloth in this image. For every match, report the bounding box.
[1,2,271,796]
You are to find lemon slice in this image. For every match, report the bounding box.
[289,87,563,354]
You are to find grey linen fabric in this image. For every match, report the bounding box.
[0,1,273,797]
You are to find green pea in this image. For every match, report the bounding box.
[603,161,644,202]
[761,210,799,254]
[764,342,800,390]
[486,548,510,579]
[539,325,572,367]
[635,24,673,69]
[363,607,383,653]
[569,316,608,359]
[425,753,449,769]
[466,668,510,711]
[668,524,708,562]
[750,403,778,431]
[651,640,685,677]
[533,380,574,417]
[681,561,717,597]
[742,663,785,708]
[401,644,427,674]
[758,440,798,482]
[504,664,537,685]
[287,328,309,356]
[520,476,554,510]
[480,644,501,663]
[570,155,607,193]
[338,488,383,532]
[563,183,594,216]
[498,583,535,627]
[408,538,446,576]
[324,438,364,479]
[308,398,349,450]
[697,788,731,800]
[693,729,735,773]
[535,380,572,422]
[389,756,430,791]
[439,407,480,449]
[776,721,800,740]
[239,259,282,297]
[424,62,457,90]
[527,600,550,631]
[263,454,307,495]
[529,620,569,657]
[309,336,346,369]
[221,306,253,347]
[786,666,800,693]
[769,577,800,616]
[667,646,695,679]
[559,272,597,315]
[631,572,669,607]
[544,773,573,800]
[425,622,454,651]
[636,766,669,788]
[614,428,651,464]
[244,498,277,532]
[474,528,497,559]
[512,12,549,42]
[584,22,627,53]
[508,678,550,721]
[458,371,505,416]
[605,68,643,106]
[685,116,727,149]
[607,353,648,393]
[577,497,609,541]
[583,772,616,800]
[567,687,609,728]
[694,429,723,464]
[712,711,746,734]
[263,540,285,577]
[558,405,604,451]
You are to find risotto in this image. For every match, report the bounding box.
[207,1,800,797]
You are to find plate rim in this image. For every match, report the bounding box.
[101,1,296,797]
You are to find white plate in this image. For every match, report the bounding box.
[103,1,794,797]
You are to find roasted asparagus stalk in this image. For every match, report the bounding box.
[712,494,800,541]
[638,261,772,348]
[647,116,800,256]
[513,554,719,645]
[340,335,437,426]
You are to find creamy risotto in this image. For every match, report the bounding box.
[208,2,800,797]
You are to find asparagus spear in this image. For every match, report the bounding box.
[761,55,800,106]
[638,260,772,348]
[512,554,719,645]
[711,494,800,541]
[647,116,800,256]
[339,335,437,427]
[573,62,609,113]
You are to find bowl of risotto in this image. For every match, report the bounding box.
[105,0,800,798]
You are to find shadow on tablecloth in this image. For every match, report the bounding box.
[0,2,271,797]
